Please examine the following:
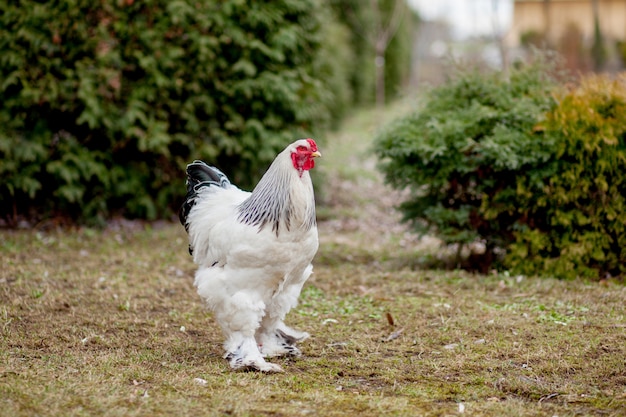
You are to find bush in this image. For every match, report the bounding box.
[506,74,626,279]
[0,0,337,224]
[375,58,626,279]
[374,58,559,272]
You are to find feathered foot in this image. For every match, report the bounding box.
[258,324,310,358]
[224,338,283,373]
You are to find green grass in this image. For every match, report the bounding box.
[1,103,625,416]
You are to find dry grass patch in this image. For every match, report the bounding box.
[2,103,625,416]
[1,224,625,417]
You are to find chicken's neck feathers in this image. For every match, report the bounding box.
[237,150,316,235]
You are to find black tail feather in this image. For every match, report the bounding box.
[178,161,231,231]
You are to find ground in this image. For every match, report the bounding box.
[1,103,625,416]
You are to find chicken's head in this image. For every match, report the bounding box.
[291,138,321,176]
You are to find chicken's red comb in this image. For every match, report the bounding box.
[306,138,317,152]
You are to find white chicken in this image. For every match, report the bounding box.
[179,138,321,372]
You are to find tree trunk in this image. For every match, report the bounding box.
[370,0,405,109]
[375,49,385,109]
[591,0,606,71]
[491,0,508,72]
[542,0,551,47]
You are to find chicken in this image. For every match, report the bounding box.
[179,138,321,372]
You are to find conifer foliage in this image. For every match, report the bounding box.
[0,0,334,224]
[375,59,626,279]
[375,60,558,272]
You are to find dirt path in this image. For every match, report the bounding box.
[316,101,439,256]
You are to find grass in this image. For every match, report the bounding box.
[2,103,626,416]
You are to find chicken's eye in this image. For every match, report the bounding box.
[296,146,308,153]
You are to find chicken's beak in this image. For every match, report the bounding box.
[311,151,321,158]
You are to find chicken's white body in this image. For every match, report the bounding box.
[181,139,320,372]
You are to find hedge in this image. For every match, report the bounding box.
[0,0,338,224]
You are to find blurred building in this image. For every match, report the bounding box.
[505,0,626,71]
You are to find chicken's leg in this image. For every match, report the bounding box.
[256,266,312,358]
[196,270,283,372]
[223,334,283,372]
[257,319,310,358]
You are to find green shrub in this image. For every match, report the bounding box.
[374,58,559,272]
[375,58,626,279]
[506,74,626,279]
[0,0,337,224]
